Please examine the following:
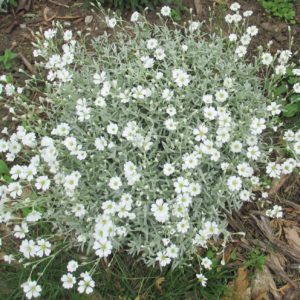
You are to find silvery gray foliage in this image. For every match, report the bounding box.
[0,4,299,297]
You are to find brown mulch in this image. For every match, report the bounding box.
[225,174,300,299]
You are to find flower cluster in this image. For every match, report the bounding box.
[0,3,299,298]
[266,205,283,219]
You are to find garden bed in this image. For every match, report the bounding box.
[0,1,300,299]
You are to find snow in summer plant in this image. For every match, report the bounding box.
[0,3,300,298]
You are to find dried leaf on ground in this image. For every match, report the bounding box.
[269,174,291,195]
[284,227,300,252]
[155,277,165,293]
[251,266,281,300]
[223,267,251,300]
[266,253,286,272]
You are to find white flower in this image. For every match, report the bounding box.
[36,239,51,257]
[174,177,189,194]
[215,89,228,102]
[201,257,212,270]
[235,45,247,58]
[250,117,266,135]
[243,10,253,17]
[266,162,281,178]
[154,48,166,60]
[61,273,76,289]
[67,260,79,272]
[107,122,118,135]
[163,163,175,176]
[162,88,174,101]
[267,102,281,116]
[0,139,9,152]
[63,30,72,41]
[181,44,188,52]
[93,238,112,258]
[247,146,261,160]
[164,118,177,131]
[106,17,117,28]
[188,182,202,196]
[72,204,86,218]
[161,6,171,17]
[177,218,190,233]
[93,71,106,84]
[95,137,107,151]
[147,38,158,50]
[172,69,190,87]
[294,141,300,154]
[156,251,171,267]
[228,33,238,42]
[51,123,70,136]
[10,165,23,180]
[230,2,240,11]
[225,14,233,23]
[14,222,29,239]
[21,280,42,299]
[202,94,213,104]
[20,239,37,259]
[232,13,242,23]
[4,254,14,264]
[230,141,243,153]
[130,11,140,22]
[189,21,200,32]
[196,273,207,287]
[237,162,254,178]
[151,199,169,223]
[108,176,122,190]
[166,244,179,258]
[246,26,258,36]
[281,159,297,174]
[35,176,50,191]
[261,52,273,66]
[193,124,208,141]
[279,50,292,65]
[275,65,286,76]
[44,28,57,39]
[227,176,242,192]
[166,106,176,116]
[294,83,300,93]
[240,190,251,201]
[77,272,95,294]
[240,34,251,46]
[292,69,300,76]
[204,106,217,120]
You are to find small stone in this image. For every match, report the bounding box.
[85,15,93,25]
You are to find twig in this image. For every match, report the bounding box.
[55,15,82,20]
[194,0,203,16]
[5,20,19,34]
[17,53,35,74]
[48,0,70,8]
[269,174,291,196]
[43,7,82,22]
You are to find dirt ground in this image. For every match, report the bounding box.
[0,0,300,299]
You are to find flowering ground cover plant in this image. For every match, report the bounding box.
[0,2,300,298]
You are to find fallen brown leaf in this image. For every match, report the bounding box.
[223,267,251,300]
[277,283,292,295]
[269,174,291,195]
[284,227,300,252]
[251,266,281,300]
[155,277,165,293]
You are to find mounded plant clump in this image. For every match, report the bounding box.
[0,3,300,298]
